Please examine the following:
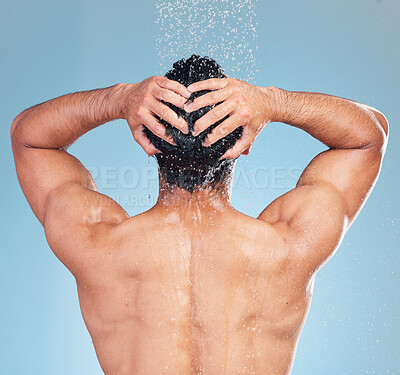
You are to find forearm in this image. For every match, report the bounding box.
[11,83,130,149]
[268,88,388,149]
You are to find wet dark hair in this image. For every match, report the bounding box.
[144,54,243,193]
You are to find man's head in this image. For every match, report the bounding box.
[144,55,243,193]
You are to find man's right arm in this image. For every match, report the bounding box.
[257,89,388,271]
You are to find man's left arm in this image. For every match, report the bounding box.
[11,83,132,227]
[11,78,190,272]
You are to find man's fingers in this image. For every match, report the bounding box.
[219,137,250,160]
[187,78,229,93]
[132,127,162,156]
[141,112,177,146]
[149,98,188,134]
[154,87,187,109]
[193,100,237,136]
[157,77,191,99]
[184,87,231,113]
[202,114,243,146]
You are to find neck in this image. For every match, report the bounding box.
[155,176,233,211]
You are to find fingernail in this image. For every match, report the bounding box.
[187,84,194,92]
[183,89,191,98]
[184,103,194,112]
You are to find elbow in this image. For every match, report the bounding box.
[373,109,389,138]
[365,107,389,151]
[10,116,21,148]
[10,115,18,139]
[374,110,389,153]
[10,113,28,150]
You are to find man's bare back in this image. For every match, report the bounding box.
[11,56,388,374]
[74,205,312,375]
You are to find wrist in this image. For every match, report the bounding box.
[114,83,138,120]
[260,86,285,123]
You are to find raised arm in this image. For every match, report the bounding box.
[11,83,126,226]
[259,89,388,223]
[258,88,388,268]
[185,79,388,272]
[11,77,190,272]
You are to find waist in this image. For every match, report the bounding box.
[90,319,297,375]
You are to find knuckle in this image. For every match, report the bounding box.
[158,90,168,102]
[210,109,221,119]
[148,77,158,88]
[225,88,234,97]
[160,108,169,118]
[153,124,164,137]
[219,124,229,134]
[240,107,251,120]
[209,92,219,101]
[139,96,146,105]
[237,94,246,104]
[141,94,151,106]
[136,107,146,119]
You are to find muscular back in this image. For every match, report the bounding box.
[11,80,388,375]
[73,206,315,375]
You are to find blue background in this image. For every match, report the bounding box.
[1,0,399,374]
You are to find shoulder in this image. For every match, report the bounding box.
[44,183,129,226]
[258,183,348,274]
[43,182,129,275]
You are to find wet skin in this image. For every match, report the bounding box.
[11,78,388,374]
[75,200,313,375]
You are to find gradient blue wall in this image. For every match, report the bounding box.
[1,0,399,374]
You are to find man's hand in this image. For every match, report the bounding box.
[183,78,276,159]
[122,76,191,156]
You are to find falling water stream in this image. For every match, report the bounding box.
[155,0,259,82]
